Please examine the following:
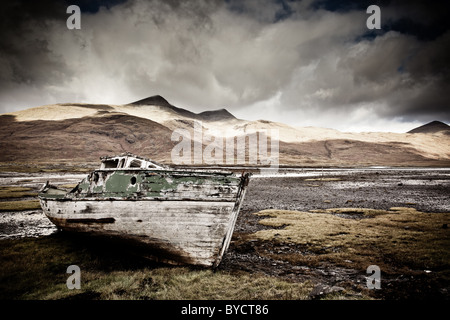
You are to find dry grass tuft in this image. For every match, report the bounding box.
[0,186,36,199]
[0,200,41,212]
[252,207,450,274]
[0,236,315,300]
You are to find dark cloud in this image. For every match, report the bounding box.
[225,0,296,22]
[70,0,128,13]
[0,0,449,131]
[310,0,384,12]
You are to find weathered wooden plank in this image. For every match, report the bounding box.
[41,198,240,266]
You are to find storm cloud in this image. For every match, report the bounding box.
[0,0,449,132]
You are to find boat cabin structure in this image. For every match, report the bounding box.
[99,153,166,170]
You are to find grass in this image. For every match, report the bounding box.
[0,186,37,199]
[0,162,94,173]
[89,268,313,300]
[252,207,450,274]
[0,186,40,212]
[0,199,41,212]
[0,234,316,300]
[0,186,42,212]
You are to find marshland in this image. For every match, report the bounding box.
[0,165,449,300]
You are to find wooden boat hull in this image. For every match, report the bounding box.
[39,169,250,267]
[40,198,243,267]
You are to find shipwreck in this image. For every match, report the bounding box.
[38,153,250,267]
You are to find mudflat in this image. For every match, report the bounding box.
[221,167,450,300]
[0,167,449,300]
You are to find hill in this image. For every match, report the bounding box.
[0,112,175,163]
[408,121,450,134]
[129,95,236,122]
[1,96,449,167]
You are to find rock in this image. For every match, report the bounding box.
[309,284,345,300]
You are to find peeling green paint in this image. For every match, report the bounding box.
[104,171,141,193]
[92,184,103,193]
[77,176,90,194]
[59,169,242,200]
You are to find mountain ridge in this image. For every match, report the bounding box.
[408,120,450,134]
[1,96,449,166]
[129,95,236,122]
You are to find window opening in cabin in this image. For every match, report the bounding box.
[103,159,119,169]
[130,160,142,168]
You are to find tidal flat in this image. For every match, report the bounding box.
[0,167,449,300]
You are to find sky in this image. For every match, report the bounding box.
[0,0,449,132]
